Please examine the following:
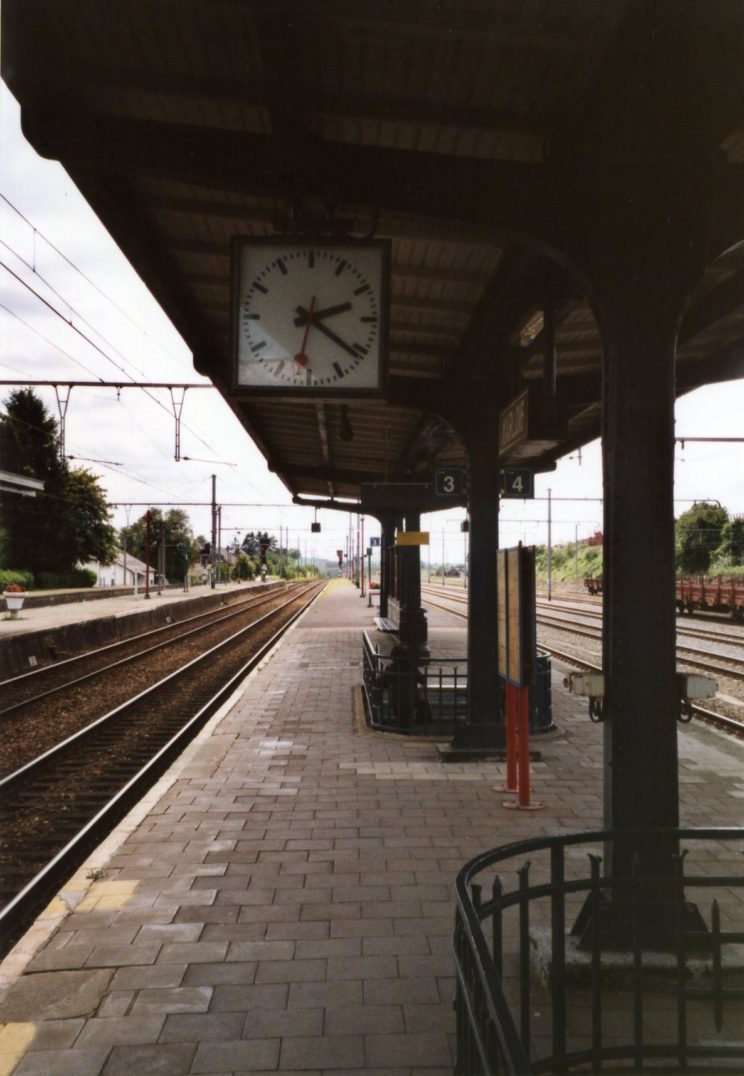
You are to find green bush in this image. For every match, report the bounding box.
[34,568,97,590]
[0,569,34,590]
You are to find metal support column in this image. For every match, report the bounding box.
[378,512,397,620]
[600,287,682,867]
[566,139,713,942]
[450,431,504,751]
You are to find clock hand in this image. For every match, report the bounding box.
[293,301,352,327]
[310,318,359,360]
[294,296,316,368]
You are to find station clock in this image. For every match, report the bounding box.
[231,238,390,396]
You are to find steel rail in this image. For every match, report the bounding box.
[536,600,744,648]
[0,584,291,719]
[0,581,326,953]
[0,582,285,693]
[0,583,319,794]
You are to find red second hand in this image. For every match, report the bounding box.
[294,296,316,367]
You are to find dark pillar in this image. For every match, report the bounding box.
[450,423,504,751]
[564,137,714,943]
[387,513,429,729]
[395,511,429,657]
[597,280,684,867]
[378,512,397,620]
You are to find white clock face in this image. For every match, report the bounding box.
[234,242,386,391]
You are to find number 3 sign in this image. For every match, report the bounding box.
[434,467,466,497]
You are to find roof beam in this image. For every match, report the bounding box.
[148,194,504,249]
[21,111,552,243]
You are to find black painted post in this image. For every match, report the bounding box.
[450,427,504,750]
[598,282,683,880]
[388,512,429,729]
[396,511,428,657]
[378,512,397,620]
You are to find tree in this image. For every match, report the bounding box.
[0,389,116,574]
[241,531,276,558]
[120,509,201,582]
[714,517,744,568]
[675,502,729,575]
[57,468,118,568]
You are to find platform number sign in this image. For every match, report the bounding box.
[500,467,534,499]
[434,466,466,497]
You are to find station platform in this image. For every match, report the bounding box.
[0,580,274,680]
[1,578,743,1074]
[0,582,256,642]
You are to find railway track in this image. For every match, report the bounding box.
[0,580,287,713]
[0,579,325,957]
[420,584,744,736]
[0,583,301,777]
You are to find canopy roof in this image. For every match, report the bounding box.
[4,1,744,502]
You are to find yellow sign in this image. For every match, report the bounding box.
[396,531,430,546]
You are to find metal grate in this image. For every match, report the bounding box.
[453,827,744,1074]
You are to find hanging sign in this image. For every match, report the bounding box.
[498,390,529,456]
[500,467,534,499]
[434,466,466,497]
[396,531,430,546]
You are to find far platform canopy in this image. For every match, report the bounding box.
[3,1,744,503]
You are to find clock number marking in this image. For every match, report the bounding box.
[360,316,377,323]
[251,341,266,353]
[354,284,370,296]
[253,282,268,294]
[334,259,347,277]
[333,362,343,378]
[308,250,315,268]
[276,258,287,275]
[354,344,368,355]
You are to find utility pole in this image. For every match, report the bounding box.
[547,487,553,601]
[211,475,217,590]
[217,506,222,584]
[144,510,151,599]
[357,514,363,598]
[158,521,165,595]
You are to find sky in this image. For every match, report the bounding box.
[1,82,743,567]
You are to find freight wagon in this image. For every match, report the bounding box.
[584,574,744,620]
[676,575,744,621]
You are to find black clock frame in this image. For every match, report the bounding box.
[229,235,390,398]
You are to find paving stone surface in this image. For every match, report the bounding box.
[1,578,743,1073]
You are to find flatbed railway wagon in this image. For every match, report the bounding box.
[676,575,744,621]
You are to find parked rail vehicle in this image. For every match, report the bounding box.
[584,574,744,620]
[676,575,744,621]
[583,576,603,595]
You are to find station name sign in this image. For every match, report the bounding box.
[499,390,528,457]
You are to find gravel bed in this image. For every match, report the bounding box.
[0,583,314,778]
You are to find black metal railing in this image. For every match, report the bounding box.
[454,827,744,1074]
[362,630,467,734]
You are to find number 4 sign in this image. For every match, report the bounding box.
[500,467,534,499]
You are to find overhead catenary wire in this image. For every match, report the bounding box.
[0,191,185,368]
[0,251,227,463]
